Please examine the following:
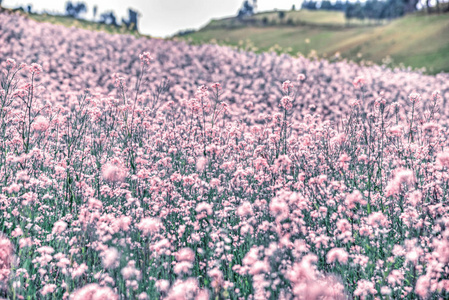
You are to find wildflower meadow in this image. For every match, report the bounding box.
[1,11,449,300]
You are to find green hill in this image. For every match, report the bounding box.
[177,9,449,74]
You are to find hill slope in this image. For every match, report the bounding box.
[178,9,449,74]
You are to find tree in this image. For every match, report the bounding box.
[364,0,385,20]
[262,16,268,25]
[237,1,254,18]
[122,9,139,31]
[333,1,347,11]
[278,11,286,22]
[99,11,118,26]
[345,2,365,21]
[403,0,419,13]
[65,2,87,18]
[301,1,318,10]
[344,0,405,21]
[321,1,334,10]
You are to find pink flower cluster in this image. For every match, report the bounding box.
[0,11,448,300]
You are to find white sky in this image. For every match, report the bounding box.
[2,0,302,37]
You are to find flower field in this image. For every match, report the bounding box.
[1,11,449,300]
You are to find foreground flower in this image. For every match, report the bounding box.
[70,283,118,300]
[0,236,13,286]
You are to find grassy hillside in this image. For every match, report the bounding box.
[178,9,449,74]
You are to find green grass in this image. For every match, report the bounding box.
[178,9,449,74]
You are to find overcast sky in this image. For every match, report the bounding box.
[3,0,301,37]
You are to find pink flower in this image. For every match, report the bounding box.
[137,217,162,236]
[139,51,153,66]
[208,268,224,288]
[388,270,404,286]
[70,283,118,300]
[345,190,366,209]
[237,201,253,217]
[11,227,23,238]
[352,76,365,88]
[101,247,120,269]
[0,235,13,284]
[354,279,377,299]
[174,261,193,275]
[41,284,57,296]
[175,248,195,262]
[405,246,423,265]
[121,260,141,280]
[327,248,349,264]
[242,247,259,266]
[102,163,127,183]
[71,263,88,279]
[269,196,289,221]
[151,239,171,254]
[19,237,32,249]
[422,122,440,132]
[196,290,210,300]
[432,90,441,100]
[7,183,21,194]
[336,219,351,233]
[280,96,293,110]
[211,82,222,90]
[248,260,270,275]
[282,80,294,92]
[367,211,389,228]
[37,246,54,255]
[409,92,421,103]
[5,58,17,69]
[155,279,170,293]
[29,63,43,75]
[32,116,49,132]
[195,202,213,216]
[436,151,449,168]
[415,275,430,299]
[196,156,208,172]
[165,278,199,300]
[52,221,67,235]
[113,73,126,88]
[385,169,415,197]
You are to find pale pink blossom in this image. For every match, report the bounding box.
[327,248,349,264]
[137,218,162,236]
[0,235,13,284]
[70,283,118,300]
[102,163,127,183]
